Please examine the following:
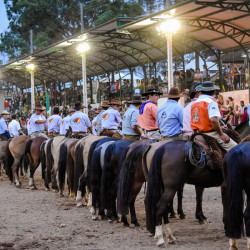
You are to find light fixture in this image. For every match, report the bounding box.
[26,63,35,71]
[76,42,90,54]
[156,19,180,35]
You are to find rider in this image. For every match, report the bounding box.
[8,114,24,137]
[157,87,183,141]
[92,108,101,136]
[183,83,202,139]
[60,108,75,136]
[96,100,110,135]
[190,81,237,151]
[122,94,142,140]
[47,106,62,138]
[0,110,11,140]
[138,88,162,140]
[30,105,47,138]
[70,102,92,136]
[100,99,122,138]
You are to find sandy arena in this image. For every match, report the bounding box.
[0,169,247,250]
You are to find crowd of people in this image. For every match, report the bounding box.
[0,80,248,154]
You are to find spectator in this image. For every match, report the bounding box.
[233,105,240,126]
[193,68,203,84]
[228,97,234,109]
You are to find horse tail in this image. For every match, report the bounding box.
[89,147,102,208]
[22,139,33,174]
[45,139,54,183]
[223,148,244,239]
[145,146,165,235]
[40,141,47,179]
[73,143,83,194]
[58,142,68,193]
[101,144,115,210]
[5,139,13,182]
[117,144,151,216]
[66,142,76,196]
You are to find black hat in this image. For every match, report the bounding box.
[190,83,202,99]
[74,102,86,110]
[200,81,220,91]
[127,94,143,104]
[141,88,163,96]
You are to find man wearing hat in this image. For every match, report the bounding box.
[183,83,202,138]
[100,99,122,138]
[95,100,110,136]
[138,88,162,140]
[0,110,11,140]
[190,81,237,151]
[8,114,24,137]
[122,94,142,140]
[157,87,184,141]
[30,105,47,138]
[70,102,92,136]
[47,106,62,138]
[92,107,102,136]
[60,108,75,136]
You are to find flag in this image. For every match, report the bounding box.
[46,90,50,116]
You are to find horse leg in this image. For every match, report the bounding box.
[163,208,176,244]
[44,168,50,191]
[28,158,36,190]
[229,239,238,250]
[90,195,98,221]
[51,167,58,192]
[168,199,176,218]
[129,197,140,226]
[177,184,186,219]
[76,173,86,207]
[12,159,21,188]
[195,186,208,224]
[154,189,176,246]
[244,201,250,250]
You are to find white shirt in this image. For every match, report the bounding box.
[183,99,196,136]
[8,120,21,137]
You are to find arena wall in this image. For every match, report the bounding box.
[220,89,249,107]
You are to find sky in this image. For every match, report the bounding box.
[0,1,9,64]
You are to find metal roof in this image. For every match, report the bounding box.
[0,0,249,88]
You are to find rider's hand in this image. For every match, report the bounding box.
[219,133,230,143]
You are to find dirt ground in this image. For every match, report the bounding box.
[0,169,247,250]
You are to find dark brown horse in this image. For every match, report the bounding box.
[24,136,48,189]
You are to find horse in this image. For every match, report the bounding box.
[24,136,47,189]
[223,142,250,250]
[0,140,8,180]
[5,135,30,187]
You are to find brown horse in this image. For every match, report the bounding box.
[24,137,48,189]
[0,141,8,180]
[5,135,30,187]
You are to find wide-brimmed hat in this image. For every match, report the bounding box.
[74,102,86,110]
[127,94,143,104]
[166,87,183,99]
[101,100,110,108]
[110,99,121,106]
[35,105,44,111]
[1,110,10,115]
[200,81,220,91]
[67,108,75,113]
[190,83,202,99]
[142,88,163,96]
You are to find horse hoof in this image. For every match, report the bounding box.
[123,222,130,227]
[30,185,37,190]
[59,193,64,197]
[108,219,113,223]
[92,215,98,221]
[45,188,50,191]
[179,214,186,220]
[156,238,165,247]
[16,183,21,188]
[53,189,58,193]
[133,222,140,227]
[169,213,177,218]
[168,236,176,244]
[89,207,95,214]
[76,202,83,207]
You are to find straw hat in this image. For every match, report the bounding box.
[127,94,143,104]
[34,105,44,111]
[166,87,183,99]
[101,100,110,108]
[142,87,163,97]
[1,110,10,115]
[110,99,121,106]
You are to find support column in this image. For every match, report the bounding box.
[167,32,173,90]
[30,71,35,111]
[81,53,88,114]
[90,77,93,104]
[143,65,147,93]
[195,51,199,70]
[130,68,134,97]
[218,50,223,91]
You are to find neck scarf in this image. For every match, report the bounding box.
[139,101,153,115]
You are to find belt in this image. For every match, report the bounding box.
[194,129,215,133]
[48,132,59,135]
[73,132,87,134]
[103,129,117,131]
[146,129,159,132]
[162,132,182,139]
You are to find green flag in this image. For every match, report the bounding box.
[46,90,50,116]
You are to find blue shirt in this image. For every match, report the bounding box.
[101,107,122,130]
[47,114,62,133]
[70,111,91,132]
[122,105,139,135]
[30,113,46,133]
[157,100,183,137]
[0,117,8,134]
[60,115,71,135]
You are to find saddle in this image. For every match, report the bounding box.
[185,128,241,171]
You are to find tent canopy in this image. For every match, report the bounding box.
[0,0,249,88]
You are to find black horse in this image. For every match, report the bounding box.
[223,142,250,250]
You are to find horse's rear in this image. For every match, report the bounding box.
[223,142,250,250]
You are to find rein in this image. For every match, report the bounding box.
[185,141,206,168]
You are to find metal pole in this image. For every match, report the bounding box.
[30,30,33,54]
[81,53,88,114]
[80,3,84,32]
[30,71,35,111]
[167,32,173,90]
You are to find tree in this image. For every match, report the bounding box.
[0,0,144,60]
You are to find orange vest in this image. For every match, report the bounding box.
[190,98,216,132]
